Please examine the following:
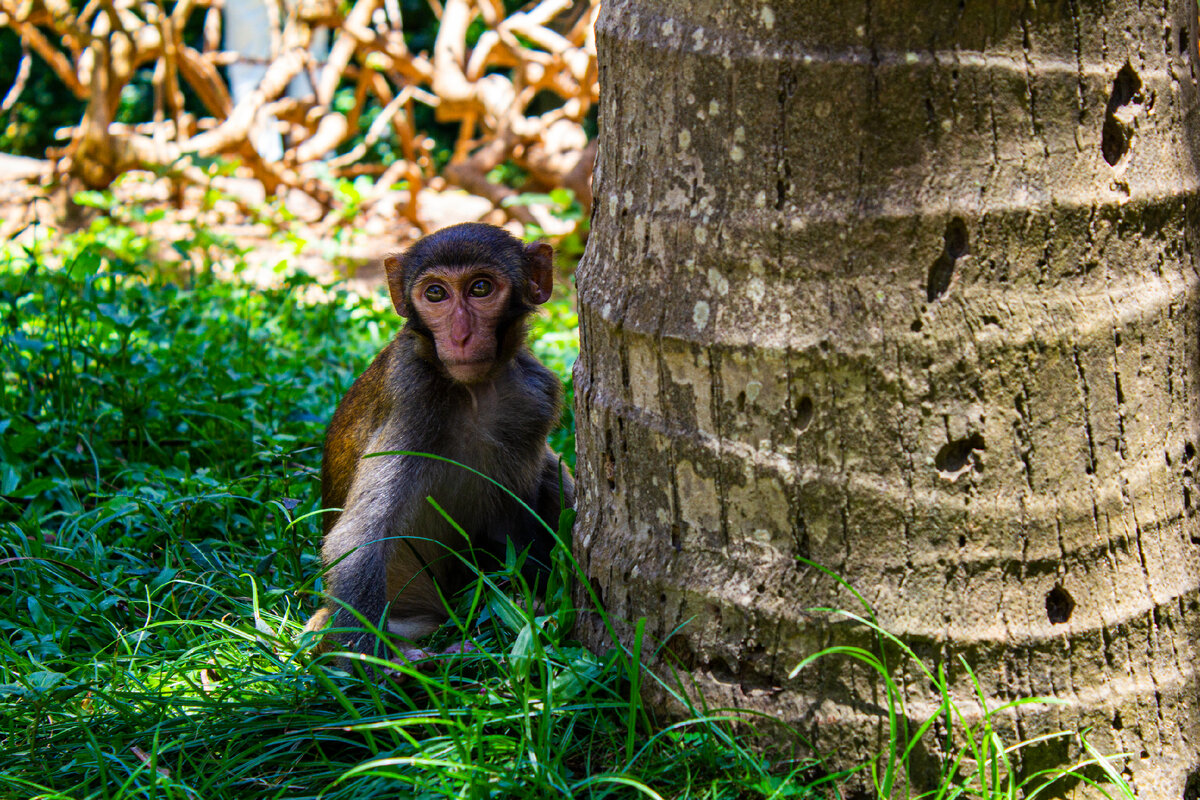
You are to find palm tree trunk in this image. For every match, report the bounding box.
[574,0,1200,792]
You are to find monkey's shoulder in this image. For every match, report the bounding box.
[330,346,402,430]
[510,351,561,406]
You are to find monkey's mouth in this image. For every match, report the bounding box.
[444,359,494,381]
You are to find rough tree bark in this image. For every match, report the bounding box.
[574,0,1200,794]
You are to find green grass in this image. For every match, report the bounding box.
[0,229,811,800]
[0,220,1136,799]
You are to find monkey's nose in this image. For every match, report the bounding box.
[450,320,473,347]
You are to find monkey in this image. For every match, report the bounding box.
[304,222,574,668]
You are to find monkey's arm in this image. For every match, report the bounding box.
[529,451,575,561]
[535,450,575,532]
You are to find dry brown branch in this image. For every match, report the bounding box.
[316,0,375,106]
[177,46,233,117]
[1,41,31,113]
[202,3,220,52]
[443,129,535,225]
[186,46,308,155]
[3,15,89,97]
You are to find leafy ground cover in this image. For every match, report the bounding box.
[0,216,1134,799]
[0,222,816,799]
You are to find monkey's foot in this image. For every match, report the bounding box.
[372,640,479,682]
[395,640,478,662]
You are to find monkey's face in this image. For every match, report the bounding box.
[411,267,514,383]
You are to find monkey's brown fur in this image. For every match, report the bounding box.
[306,223,574,660]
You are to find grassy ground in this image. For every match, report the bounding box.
[0,222,819,800]
[0,217,1135,799]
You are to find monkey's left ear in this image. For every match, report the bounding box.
[525,242,554,305]
[383,255,411,318]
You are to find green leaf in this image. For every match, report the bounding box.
[72,191,114,210]
[255,550,277,576]
[150,567,179,589]
[0,671,69,700]
[96,302,138,330]
[26,596,51,631]
[508,622,534,682]
[0,463,20,495]
[9,477,59,498]
[66,247,103,278]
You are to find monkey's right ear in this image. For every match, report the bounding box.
[524,242,554,305]
[383,255,411,318]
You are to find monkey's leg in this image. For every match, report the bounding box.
[302,607,334,650]
[383,539,458,641]
[323,522,394,657]
[319,451,433,659]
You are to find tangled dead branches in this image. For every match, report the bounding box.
[0,0,598,230]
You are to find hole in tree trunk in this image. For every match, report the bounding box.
[1184,769,1200,800]
[1045,585,1074,624]
[795,395,814,431]
[589,577,606,611]
[1101,63,1143,166]
[935,433,985,476]
[926,217,969,302]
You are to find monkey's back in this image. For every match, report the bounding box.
[320,341,401,534]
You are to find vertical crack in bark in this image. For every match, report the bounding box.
[1018,0,1050,160]
[653,197,678,562]
[668,431,683,554]
[887,330,918,735]
[709,347,731,551]
[1118,473,1164,727]
[858,0,878,211]
[774,64,794,214]
[1105,500,1139,709]
[828,364,852,570]
[892,337,917,580]
[1068,0,1087,125]
[986,47,1001,165]
[1071,345,1099,476]
[938,415,956,648]
[1014,381,1037,492]
[1111,355,1129,463]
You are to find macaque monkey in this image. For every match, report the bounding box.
[306,222,574,664]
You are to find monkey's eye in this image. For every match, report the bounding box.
[467,279,493,298]
[423,285,448,302]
